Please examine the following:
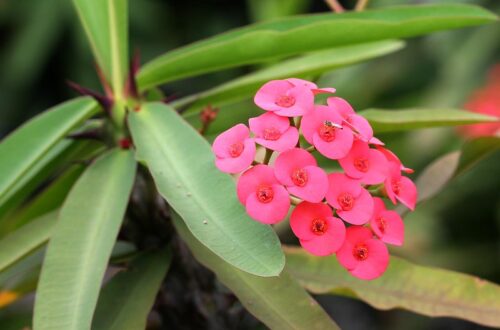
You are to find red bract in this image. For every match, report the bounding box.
[211,78,418,281]
[325,173,373,225]
[290,202,346,256]
[370,198,404,246]
[249,112,299,152]
[339,140,388,184]
[236,165,290,224]
[274,148,328,203]
[254,79,314,116]
[301,105,354,159]
[336,226,389,280]
[212,124,256,173]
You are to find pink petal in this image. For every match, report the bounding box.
[395,176,418,211]
[212,124,250,158]
[274,148,317,186]
[236,164,278,204]
[371,197,386,219]
[336,188,373,225]
[255,126,299,152]
[369,137,385,146]
[336,226,373,270]
[286,78,317,89]
[299,217,346,256]
[312,87,336,95]
[274,85,314,117]
[215,138,255,173]
[245,184,290,224]
[287,165,328,203]
[325,173,362,210]
[312,128,354,160]
[254,80,294,111]
[349,239,389,280]
[371,210,404,246]
[301,105,344,145]
[345,114,373,142]
[384,162,403,205]
[327,97,355,117]
[290,202,332,240]
[338,140,370,179]
[249,112,290,137]
[361,148,388,185]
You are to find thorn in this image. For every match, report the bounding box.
[118,137,133,149]
[94,63,114,98]
[124,49,141,99]
[67,80,113,116]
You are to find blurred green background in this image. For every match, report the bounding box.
[0,0,498,329]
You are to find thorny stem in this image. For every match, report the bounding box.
[305,145,315,153]
[324,0,345,13]
[355,0,370,11]
[262,148,273,165]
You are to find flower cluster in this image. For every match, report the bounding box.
[211,78,418,280]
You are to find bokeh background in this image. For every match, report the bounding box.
[0,0,499,329]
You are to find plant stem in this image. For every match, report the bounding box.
[263,148,273,165]
[305,145,315,153]
[355,0,370,11]
[324,0,345,13]
[290,196,302,206]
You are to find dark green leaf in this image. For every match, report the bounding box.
[34,149,136,330]
[93,249,171,330]
[285,246,500,328]
[173,213,339,330]
[129,103,284,277]
[137,4,497,89]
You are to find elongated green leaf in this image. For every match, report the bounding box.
[34,149,136,330]
[137,4,497,89]
[284,246,500,327]
[359,108,498,133]
[0,97,98,205]
[414,136,500,204]
[176,40,405,113]
[72,0,128,96]
[93,249,171,330]
[0,212,56,273]
[173,213,339,330]
[128,103,284,277]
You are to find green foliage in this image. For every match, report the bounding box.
[176,40,405,113]
[128,103,284,277]
[72,0,128,96]
[285,246,500,328]
[93,249,171,330]
[137,4,497,89]
[173,213,340,330]
[34,149,136,330]
[359,108,498,133]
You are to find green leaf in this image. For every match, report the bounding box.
[92,249,171,330]
[414,136,500,204]
[359,108,498,133]
[175,40,405,113]
[173,213,339,330]
[34,149,136,330]
[284,246,500,328]
[128,103,284,277]
[72,0,128,96]
[137,3,497,89]
[0,212,56,274]
[0,97,98,206]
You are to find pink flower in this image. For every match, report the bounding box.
[290,202,346,256]
[385,162,418,211]
[377,146,414,174]
[212,124,256,173]
[254,80,314,116]
[236,165,290,224]
[301,105,354,159]
[325,173,373,225]
[327,97,373,142]
[370,198,404,246]
[338,140,388,185]
[274,148,328,203]
[249,112,299,152]
[336,226,389,280]
[287,78,336,95]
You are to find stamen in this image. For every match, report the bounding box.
[353,244,369,261]
[291,168,308,187]
[337,192,355,211]
[228,142,244,158]
[275,95,296,108]
[318,121,340,142]
[392,180,401,195]
[311,218,328,235]
[256,185,274,203]
[263,127,281,141]
[376,217,387,234]
[354,158,369,172]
